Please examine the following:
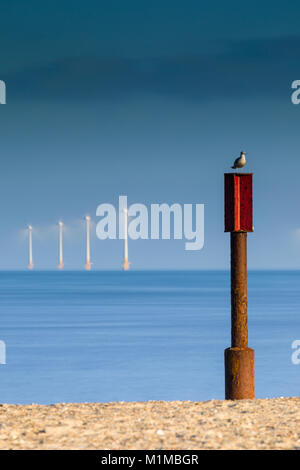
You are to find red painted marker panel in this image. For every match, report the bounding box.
[224,173,253,232]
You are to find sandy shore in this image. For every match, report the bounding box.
[0,397,299,450]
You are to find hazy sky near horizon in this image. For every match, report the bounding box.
[1,0,300,269]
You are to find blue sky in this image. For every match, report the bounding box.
[1,0,300,269]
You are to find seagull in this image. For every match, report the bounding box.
[232,151,246,170]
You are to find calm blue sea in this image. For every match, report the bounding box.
[0,270,299,404]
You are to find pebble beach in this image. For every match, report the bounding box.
[0,397,299,450]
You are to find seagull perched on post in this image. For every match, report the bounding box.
[231,151,246,170]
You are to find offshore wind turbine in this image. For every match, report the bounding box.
[28,225,34,270]
[58,221,64,270]
[85,215,92,270]
[122,208,130,271]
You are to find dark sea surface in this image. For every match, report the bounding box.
[0,270,299,404]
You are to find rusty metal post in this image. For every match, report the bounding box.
[224,173,255,400]
[230,232,248,349]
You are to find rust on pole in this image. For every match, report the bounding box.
[224,173,255,400]
[231,232,248,349]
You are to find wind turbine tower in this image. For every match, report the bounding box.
[85,215,92,270]
[122,208,130,271]
[28,225,34,270]
[58,221,64,270]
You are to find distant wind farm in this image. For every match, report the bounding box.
[26,211,130,271]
